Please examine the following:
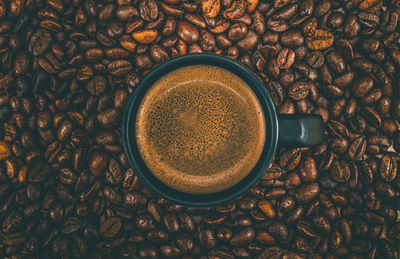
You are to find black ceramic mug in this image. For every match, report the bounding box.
[123,54,324,207]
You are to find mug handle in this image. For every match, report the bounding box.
[277,114,324,147]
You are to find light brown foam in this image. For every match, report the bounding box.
[135,65,266,194]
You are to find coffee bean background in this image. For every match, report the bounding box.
[0,0,400,258]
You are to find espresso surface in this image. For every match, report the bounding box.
[135,65,266,194]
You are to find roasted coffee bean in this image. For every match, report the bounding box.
[277,48,295,69]
[105,159,123,185]
[145,229,167,244]
[258,200,276,218]
[13,52,30,77]
[268,221,289,241]
[62,217,81,234]
[216,34,232,49]
[351,77,374,98]
[133,54,153,70]
[198,228,217,249]
[0,141,11,159]
[29,29,51,56]
[280,30,304,48]
[266,81,284,106]
[121,167,138,187]
[330,160,351,183]
[97,108,120,128]
[3,210,23,233]
[228,22,248,41]
[285,173,301,189]
[300,156,318,182]
[306,29,334,50]
[124,191,146,208]
[89,152,109,176]
[108,60,132,76]
[230,227,255,246]
[278,69,295,89]
[139,0,158,21]
[132,29,158,44]
[329,137,349,154]
[237,30,258,51]
[266,58,280,79]
[288,81,309,101]
[306,51,325,69]
[200,31,216,51]
[367,134,391,155]
[379,154,397,182]
[362,106,381,127]
[223,0,246,20]
[177,21,199,44]
[279,195,295,213]
[172,213,192,233]
[279,148,301,171]
[99,217,121,239]
[159,2,183,17]
[214,226,232,243]
[38,52,61,74]
[326,50,346,74]
[202,0,221,18]
[203,213,227,225]
[29,162,51,183]
[295,183,320,203]
[163,212,180,233]
[278,99,296,114]
[348,136,367,160]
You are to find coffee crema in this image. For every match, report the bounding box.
[135,65,266,194]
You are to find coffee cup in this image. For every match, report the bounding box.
[123,54,324,206]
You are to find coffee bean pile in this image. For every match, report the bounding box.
[0,0,400,258]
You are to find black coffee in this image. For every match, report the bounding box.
[135,65,266,194]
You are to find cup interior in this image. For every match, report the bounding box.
[122,54,278,206]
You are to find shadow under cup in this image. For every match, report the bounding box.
[123,54,282,207]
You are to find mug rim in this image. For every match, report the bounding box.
[122,54,278,206]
